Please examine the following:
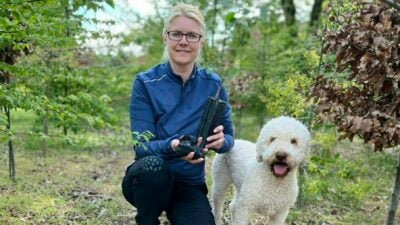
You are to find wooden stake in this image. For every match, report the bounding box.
[387,152,400,225]
[5,106,15,181]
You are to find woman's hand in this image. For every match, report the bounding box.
[171,139,205,164]
[205,125,224,150]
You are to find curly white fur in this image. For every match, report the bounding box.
[211,116,311,225]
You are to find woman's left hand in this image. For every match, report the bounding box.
[204,125,224,150]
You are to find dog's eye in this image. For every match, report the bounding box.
[291,138,298,145]
[269,137,276,142]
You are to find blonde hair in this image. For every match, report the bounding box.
[161,3,206,63]
[162,3,206,35]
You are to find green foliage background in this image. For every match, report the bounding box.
[1,0,399,224]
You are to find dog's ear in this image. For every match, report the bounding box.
[256,153,263,162]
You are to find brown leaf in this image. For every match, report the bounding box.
[360,118,373,133]
[349,116,363,133]
[312,1,400,150]
[359,53,372,72]
[381,79,394,94]
[373,36,390,58]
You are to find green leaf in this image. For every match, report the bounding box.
[105,0,114,8]
[224,12,236,24]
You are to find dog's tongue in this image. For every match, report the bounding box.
[273,164,288,176]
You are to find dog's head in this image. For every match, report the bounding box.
[255,116,311,178]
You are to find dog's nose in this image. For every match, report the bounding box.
[275,152,287,161]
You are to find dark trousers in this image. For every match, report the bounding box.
[122,156,216,225]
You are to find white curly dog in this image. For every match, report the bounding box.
[211,116,311,225]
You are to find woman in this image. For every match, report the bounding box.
[122,3,234,225]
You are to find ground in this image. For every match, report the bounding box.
[0,139,399,224]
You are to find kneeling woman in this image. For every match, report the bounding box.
[122,3,234,225]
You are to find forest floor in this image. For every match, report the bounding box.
[1,139,399,225]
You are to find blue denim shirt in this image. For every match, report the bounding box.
[129,61,234,184]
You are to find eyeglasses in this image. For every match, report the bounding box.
[166,31,202,43]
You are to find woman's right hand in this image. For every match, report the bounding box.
[171,139,204,164]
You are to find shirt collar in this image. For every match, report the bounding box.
[165,61,198,84]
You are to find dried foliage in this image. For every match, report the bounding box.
[311,2,400,150]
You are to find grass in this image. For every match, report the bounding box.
[0,148,134,225]
[288,140,399,224]
[1,111,400,224]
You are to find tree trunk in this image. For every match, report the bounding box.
[63,2,70,136]
[3,71,16,180]
[280,0,297,36]
[42,75,50,157]
[297,105,315,207]
[387,152,400,225]
[42,112,49,157]
[309,0,324,32]
[297,165,306,207]
[5,106,15,180]
[8,137,15,180]
[258,109,265,130]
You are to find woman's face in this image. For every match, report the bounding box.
[164,16,204,68]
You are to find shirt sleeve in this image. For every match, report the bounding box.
[129,77,178,159]
[216,84,235,153]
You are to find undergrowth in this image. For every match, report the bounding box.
[1,112,399,224]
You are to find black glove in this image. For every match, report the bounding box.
[175,135,204,160]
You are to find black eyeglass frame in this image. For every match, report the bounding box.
[166,31,203,43]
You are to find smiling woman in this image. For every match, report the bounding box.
[121,3,235,225]
[163,16,204,82]
[161,4,206,81]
